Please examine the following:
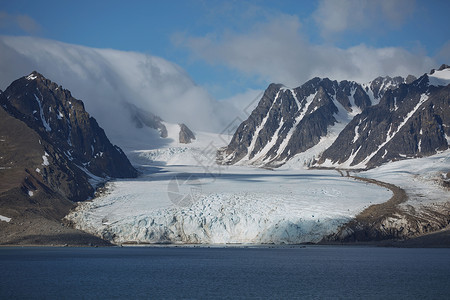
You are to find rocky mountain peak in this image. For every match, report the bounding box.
[438,64,450,71]
[430,64,450,74]
[317,69,449,169]
[0,71,137,201]
[218,77,374,166]
[218,70,444,168]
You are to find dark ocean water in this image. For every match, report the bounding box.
[0,246,449,299]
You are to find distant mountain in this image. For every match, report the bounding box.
[126,102,168,138]
[125,102,195,144]
[318,65,450,169]
[179,123,196,144]
[218,75,415,167]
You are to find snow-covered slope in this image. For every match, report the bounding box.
[359,149,450,208]
[126,129,227,167]
[428,66,450,87]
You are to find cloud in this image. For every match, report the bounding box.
[0,11,41,34]
[0,36,242,147]
[175,14,434,88]
[313,0,416,38]
[436,40,450,64]
[219,88,263,118]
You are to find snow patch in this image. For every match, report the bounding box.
[249,120,284,164]
[428,69,450,87]
[33,93,51,132]
[352,125,360,144]
[76,164,106,188]
[445,134,450,145]
[0,215,11,222]
[26,74,37,80]
[348,87,362,115]
[42,152,49,166]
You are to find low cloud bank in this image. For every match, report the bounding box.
[0,36,241,142]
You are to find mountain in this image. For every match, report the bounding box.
[0,71,137,245]
[218,75,414,167]
[0,71,138,200]
[318,65,450,169]
[126,102,168,138]
[125,102,196,144]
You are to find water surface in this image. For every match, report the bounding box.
[1,246,449,299]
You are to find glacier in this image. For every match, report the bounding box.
[66,130,392,245]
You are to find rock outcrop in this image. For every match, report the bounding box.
[179,123,196,144]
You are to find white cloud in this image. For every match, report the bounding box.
[175,14,434,87]
[313,0,416,38]
[0,11,41,34]
[437,40,450,64]
[0,36,242,145]
[219,88,263,119]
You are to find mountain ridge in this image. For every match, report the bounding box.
[318,67,450,169]
[218,73,420,168]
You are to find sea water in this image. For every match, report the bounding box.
[1,246,449,299]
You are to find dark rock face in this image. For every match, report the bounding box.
[179,123,195,144]
[0,104,113,246]
[219,75,410,166]
[0,71,137,201]
[318,72,450,169]
[366,76,415,100]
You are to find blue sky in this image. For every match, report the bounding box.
[1,0,449,100]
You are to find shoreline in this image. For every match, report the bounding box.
[324,169,450,246]
[2,239,450,248]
